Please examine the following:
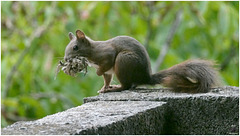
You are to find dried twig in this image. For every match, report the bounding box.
[153,9,183,73]
[55,56,89,79]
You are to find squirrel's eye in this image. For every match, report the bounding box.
[73,45,78,51]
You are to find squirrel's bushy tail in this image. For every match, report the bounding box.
[149,59,220,93]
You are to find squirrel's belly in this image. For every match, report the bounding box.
[88,61,114,74]
[88,62,99,69]
[105,68,114,74]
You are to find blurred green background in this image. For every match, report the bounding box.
[1,1,239,127]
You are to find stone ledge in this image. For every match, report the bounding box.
[2,86,239,135]
[84,86,239,135]
[2,101,166,135]
[84,86,239,103]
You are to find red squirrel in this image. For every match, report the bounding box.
[64,30,220,93]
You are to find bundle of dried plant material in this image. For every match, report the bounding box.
[55,56,88,80]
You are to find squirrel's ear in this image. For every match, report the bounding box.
[68,32,75,40]
[76,30,85,40]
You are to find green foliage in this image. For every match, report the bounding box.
[1,1,239,127]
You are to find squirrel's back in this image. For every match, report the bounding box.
[108,35,153,73]
[108,36,147,52]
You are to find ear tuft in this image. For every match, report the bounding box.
[68,32,75,40]
[76,30,85,40]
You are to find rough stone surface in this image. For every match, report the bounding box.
[84,86,239,103]
[1,101,166,135]
[84,86,239,135]
[2,86,239,135]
